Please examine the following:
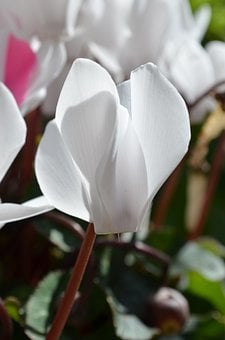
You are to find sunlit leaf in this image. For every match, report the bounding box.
[198,237,225,258]
[172,242,225,281]
[25,270,68,339]
[188,271,225,314]
[108,295,158,340]
[34,219,80,252]
[4,297,21,322]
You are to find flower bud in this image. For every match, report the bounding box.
[142,287,189,335]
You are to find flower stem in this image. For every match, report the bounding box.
[188,131,225,240]
[188,79,225,110]
[44,212,85,240]
[46,223,96,340]
[152,160,184,229]
[96,239,170,267]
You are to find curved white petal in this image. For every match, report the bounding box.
[21,42,66,114]
[206,41,225,85]
[0,196,53,225]
[35,120,90,221]
[0,83,26,182]
[60,92,118,186]
[119,0,172,75]
[41,63,71,116]
[194,4,211,41]
[130,63,190,197]
[55,58,119,127]
[95,108,149,234]
[117,80,131,115]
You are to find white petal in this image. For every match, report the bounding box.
[159,39,215,102]
[206,41,225,85]
[0,31,8,81]
[22,42,66,114]
[194,4,211,41]
[60,91,118,186]
[0,196,52,225]
[35,120,90,221]
[0,0,83,40]
[119,0,175,75]
[95,110,149,234]
[117,80,131,115]
[0,83,26,182]
[131,63,190,197]
[41,63,71,116]
[55,58,119,127]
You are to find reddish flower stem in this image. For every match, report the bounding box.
[188,131,225,240]
[188,79,225,110]
[21,108,41,194]
[152,160,184,229]
[96,239,170,267]
[46,223,96,340]
[44,211,85,240]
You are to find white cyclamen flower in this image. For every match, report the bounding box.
[35,58,190,234]
[0,83,52,225]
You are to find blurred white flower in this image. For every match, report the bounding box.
[107,0,210,81]
[71,0,210,82]
[0,0,83,113]
[0,83,52,225]
[159,38,215,104]
[0,31,66,114]
[0,0,83,41]
[42,0,211,115]
[159,39,225,123]
[35,58,190,234]
[206,41,225,90]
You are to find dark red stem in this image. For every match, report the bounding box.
[46,223,96,339]
[188,132,225,239]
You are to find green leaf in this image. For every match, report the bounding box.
[104,248,158,317]
[4,297,21,322]
[172,242,225,281]
[198,237,225,258]
[108,296,158,340]
[188,271,225,314]
[25,270,69,340]
[34,219,80,252]
[185,314,225,339]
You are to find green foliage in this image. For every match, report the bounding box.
[108,295,158,340]
[190,0,225,41]
[34,217,81,253]
[25,270,69,339]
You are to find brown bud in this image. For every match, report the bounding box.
[142,287,189,335]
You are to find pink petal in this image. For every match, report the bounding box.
[4,35,37,105]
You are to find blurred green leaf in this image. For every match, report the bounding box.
[34,219,80,253]
[108,295,157,340]
[25,270,69,339]
[172,242,225,281]
[198,237,225,258]
[103,248,158,317]
[4,297,21,322]
[185,314,225,339]
[187,271,225,314]
[190,0,225,41]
